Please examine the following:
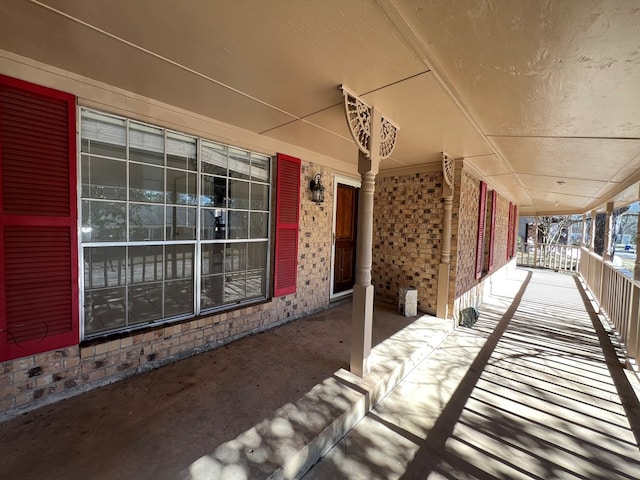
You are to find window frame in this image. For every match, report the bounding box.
[78,108,273,340]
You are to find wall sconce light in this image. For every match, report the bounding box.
[310,173,325,204]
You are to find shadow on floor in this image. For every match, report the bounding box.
[0,300,413,480]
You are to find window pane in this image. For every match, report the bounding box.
[201,142,227,176]
[201,175,226,207]
[165,244,194,280]
[167,132,196,170]
[246,269,266,299]
[129,204,164,241]
[248,242,268,270]
[201,209,226,240]
[250,212,269,239]
[130,163,164,203]
[84,246,126,288]
[130,122,164,165]
[81,155,126,200]
[81,111,126,159]
[224,272,246,303]
[128,245,164,284]
[251,154,270,182]
[84,287,126,335]
[167,206,196,240]
[128,283,163,324]
[165,279,194,317]
[202,243,224,275]
[201,275,223,309]
[226,243,246,272]
[229,179,249,209]
[228,211,248,239]
[82,200,127,242]
[228,147,250,179]
[250,183,269,211]
[167,169,196,205]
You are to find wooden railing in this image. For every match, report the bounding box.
[518,244,640,369]
[577,247,640,371]
[516,243,581,273]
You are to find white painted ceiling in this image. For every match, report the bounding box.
[1,0,639,215]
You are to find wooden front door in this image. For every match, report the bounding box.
[334,183,358,294]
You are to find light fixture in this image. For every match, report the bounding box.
[310,173,325,204]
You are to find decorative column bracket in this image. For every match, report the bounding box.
[442,152,454,189]
[341,85,399,160]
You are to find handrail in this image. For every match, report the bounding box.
[577,247,640,370]
[517,243,581,273]
[518,244,640,369]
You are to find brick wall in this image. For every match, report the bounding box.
[454,169,480,299]
[372,171,444,314]
[451,168,514,321]
[0,160,334,419]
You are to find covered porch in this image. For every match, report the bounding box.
[1,267,638,479]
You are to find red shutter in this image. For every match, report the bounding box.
[0,75,78,361]
[273,153,300,297]
[512,205,518,258]
[475,181,487,279]
[487,190,497,271]
[507,202,514,258]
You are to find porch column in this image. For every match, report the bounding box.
[604,202,614,261]
[635,205,640,281]
[581,213,587,247]
[341,86,398,377]
[533,216,539,267]
[589,209,597,252]
[351,155,378,376]
[437,154,454,319]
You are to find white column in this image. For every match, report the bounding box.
[350,108,381,377]
[436,162,454,319]
[533,216,539,267]
[604,202,614,261]
[589,209,597,252]
[581,213,587,247]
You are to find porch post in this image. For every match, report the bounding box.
[581,213,587,247]
[351,152,378,376]
[589,209,597,252]
[604,202,614,261]
[341,86,398,377]
[437,154,454,319]
[533,216,539,267]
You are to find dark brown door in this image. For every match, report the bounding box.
[334,184,358,293]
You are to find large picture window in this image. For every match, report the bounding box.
[80,109,271,338]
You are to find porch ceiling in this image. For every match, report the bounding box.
[1,0,639,215]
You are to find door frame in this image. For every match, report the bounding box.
[330,174,361,300]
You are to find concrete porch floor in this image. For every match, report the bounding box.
[1,268,640,479]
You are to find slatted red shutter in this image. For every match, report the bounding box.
[507,202,516,260]
[0,75,78,361]
[512,205,518,258]
[273,153,300,297]
[475,181,487,280]
[487,189,497,271]
[507,202,514,258]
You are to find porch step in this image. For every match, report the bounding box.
[185,314,454,480]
